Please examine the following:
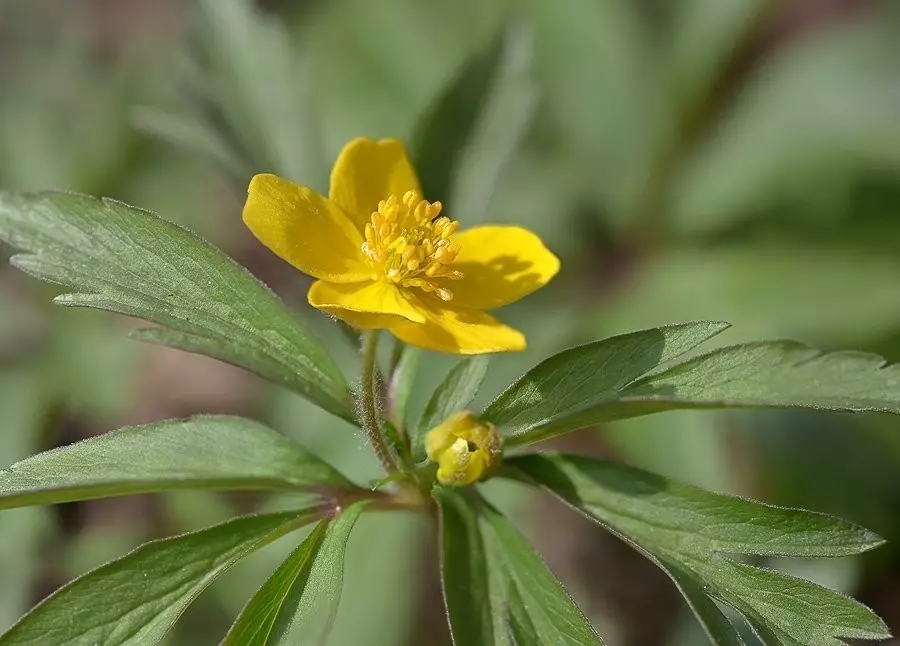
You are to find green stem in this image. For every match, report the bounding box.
[360,330,400,475]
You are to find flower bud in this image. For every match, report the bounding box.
[425,411,501,487]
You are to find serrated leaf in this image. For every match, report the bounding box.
[483,321,730,445]
[617,342,900,418]
[507,454,889,646]
[223,501,367,646]
[0,415,353,510]
[413,356,490,462]
[412,22,506,208]
[0,508,325,646]
[435,488,603,645]
[0,190,354,421]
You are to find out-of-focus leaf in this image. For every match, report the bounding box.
[189,0,323,186]
[673,16,900,233]
[0,508,326,646]
[668,0,770,110]
[412,21,507,208]
[592,246,900,346]
[483,321,730,445]
[131,108,250,181]
[508,454,889,646]
[450,23,538,225]
[413,356,490,461]
[388,345,421,429]
[0,190,354,421]
[435,488,603,645]
[521,0,660,217]
[0,416,353,510]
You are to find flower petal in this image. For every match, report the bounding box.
[243,174,369,282]
[439,226,560,310]
[329,137,421,231]
[387,296,525,355]
[308,280,426,323]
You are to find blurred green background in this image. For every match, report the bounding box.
[2,0,900,644]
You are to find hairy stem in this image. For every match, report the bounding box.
[360,330,400,474]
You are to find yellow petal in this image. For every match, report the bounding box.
[329,137,421,231]
[243,174,369,282]
[387,296,525,355]
[308,280,426,324]
[439,226,560,310]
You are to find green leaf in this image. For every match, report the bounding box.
[0,415,353,510]
[616,342,900,418]
[0,508,325,645]
[413,356,490,461]
[412,22,507,207]
[190,0,323,186]
[0,190,354,421]
[268,501,368,645]
[387,345,421,429]
[435,488,603,645]
[223,501,367,645]
[483,321,730,445]
[507,454,889,646]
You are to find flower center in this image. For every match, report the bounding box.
[361,190,464,301]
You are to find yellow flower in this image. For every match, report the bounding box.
[242,137,560,354]
[425,411,501,486]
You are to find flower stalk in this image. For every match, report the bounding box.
[360,330,400,475]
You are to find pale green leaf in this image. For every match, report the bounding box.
[483,321,730,445]
[412,21,506,207]
[435,488,603,645]
[272,501,368,645]
[0,415,352,511]
[388,346,421,430]
[222,501,367,646]
[223,523,327,645]
[507,454,889,646]
[0,190,354,421]
[0,508,325,645]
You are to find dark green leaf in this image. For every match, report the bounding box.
[508,454,889,646]
[0,415,352,510]
[0,191,354,421]
[435,488,603,645]
[483,321,730,445]
[0,508,325,645]
[223,501,368,645]
[412,23,506,206]
[413,356,490,461]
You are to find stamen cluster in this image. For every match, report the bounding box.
[362,190,464,300]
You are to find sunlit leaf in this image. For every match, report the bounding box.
[435,488,603,645]
[0,415,353,510]
[508,454,889,646]
[224,501,367,645]
[0,190,354,421]
[483,321,730,445]
[0,508,326,646]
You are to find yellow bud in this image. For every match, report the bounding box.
[425,411,501,487]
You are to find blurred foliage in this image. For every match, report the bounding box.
[3,0,900,643]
